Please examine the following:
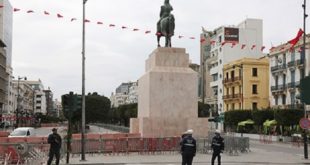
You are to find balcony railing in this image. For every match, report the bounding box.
[287,61,295,67]
[271,64,286,72]
[223,77,242,84]
[287,81,300,88]
[223,94,242,100]
[271,84,287,92]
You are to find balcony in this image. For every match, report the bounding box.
[287,81,300,89]
[223,77,242,85]
[271,64,286,72]
[287,61,295,67]
[223,94,242,100]
[271,84,287,93]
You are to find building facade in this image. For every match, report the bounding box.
[0,0,13,118]
[43,88,54,116]
[26,80,47,115]
[223,57,269,111]
[269,34,310,109]
[201,18,264,114]
[110,82,137,107]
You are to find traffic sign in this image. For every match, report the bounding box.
[299,118,310,129]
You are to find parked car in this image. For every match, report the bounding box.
[0,121,10,129]
[8,127,36,137]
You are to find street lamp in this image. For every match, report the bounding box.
[16,76,27,128]
[81,0,87,161]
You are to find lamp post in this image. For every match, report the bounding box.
[16,76,27,128]
[81,0,87,161]
[302,0,308,159]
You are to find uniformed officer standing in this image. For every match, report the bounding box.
[47,128,62,165]
[211,130,224,165]
[180,129,196,165]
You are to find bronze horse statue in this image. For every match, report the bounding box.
[157,15,175,47]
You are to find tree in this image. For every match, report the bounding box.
[85,92,111,123]
[198,102,211,117]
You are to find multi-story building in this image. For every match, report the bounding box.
[43,88,54,116]
[110,82,137,107]
[126,82,138,104]
[201,18,264,114]
[269,34,310,109]
[0,0,13,117]
[26,80,47,114]
[223,57,269,111]
[0,40,6,116]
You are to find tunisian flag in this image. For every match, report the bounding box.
[288,29,304,49]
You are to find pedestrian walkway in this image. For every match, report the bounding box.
[62,142,310,165]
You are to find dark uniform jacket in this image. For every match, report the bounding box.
[180,135,197,156]
[211,135,224,154]
[48,133,62,152]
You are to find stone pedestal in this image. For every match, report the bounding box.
[130,47,208,137]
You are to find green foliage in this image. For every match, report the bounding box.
[115,103,137,127]
[252,109,274,126]
[224,109,252,126]
[85,92,111,123]
[198,102,211,117]
[274,109,304,126]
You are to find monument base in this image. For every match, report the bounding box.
[130,117,209,137]
[130,47,209,138]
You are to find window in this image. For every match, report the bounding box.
[282,94,286,105]
[232,103,235,110]
[252,68,258,77]
[252,84,258,94]
[275,96,278,105]
[252,102,258,110]
[291,70,295,83]
[212,74,218,81]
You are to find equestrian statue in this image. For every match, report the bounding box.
[156,0,175,47]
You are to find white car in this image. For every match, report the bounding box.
[8,127,36,137]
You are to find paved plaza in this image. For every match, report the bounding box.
[61,141,310,165]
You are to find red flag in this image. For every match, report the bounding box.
[121,26,127,29]
[251,45,256,50]
[44,11,50,15]
[261,46,266,51]
[13,8,20,12]
[200,38,206,43]
[190,37,195,40]
[241,44,246,49]
[210,40,216,45]
[178,35,184,39]
[97,21,103,25]
[133,28,139,31]
[27,10,34,13]
[221,41,226,46]
[109,24,115,27]
[71,18,77,22]
[145,30,151,34]
[288,28,303,49]
[57,14,63,18]
[84,19,90,23]
[156,32,161,36]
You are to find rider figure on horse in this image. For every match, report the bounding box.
[157,0,174,35]
[157,0,175,47]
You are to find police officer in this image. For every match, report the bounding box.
[211,130,224,165]
[180,129,196,165]
[47,128,62,165]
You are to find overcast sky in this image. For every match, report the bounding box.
[10,0,309,100]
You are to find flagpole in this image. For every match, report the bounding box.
[302,0,308,160]
[81,0,87,161]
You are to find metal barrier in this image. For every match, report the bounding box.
[0,134,251,164]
